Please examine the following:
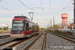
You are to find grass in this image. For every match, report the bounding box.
[0,30,11,34]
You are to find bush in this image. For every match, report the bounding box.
[0,28,2,30]
[0,30,3,34]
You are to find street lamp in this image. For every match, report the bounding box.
[28,12,34,21]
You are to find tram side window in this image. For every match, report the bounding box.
[29,22,32,31]
[31,23,34,31]
[26,22,29,30]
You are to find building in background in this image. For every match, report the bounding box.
[0,22,10,30]
[70,23,74,30]
[61,13,68,29]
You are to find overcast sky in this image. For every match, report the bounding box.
[0,0,74,28]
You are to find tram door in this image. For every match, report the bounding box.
[26,21,30,34]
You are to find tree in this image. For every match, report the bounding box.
[39,27,46,30]
[53,24,60,30]
[0,28,2,30]
[4,27,8,30]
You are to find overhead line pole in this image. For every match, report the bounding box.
[74,0,75,28]
[50,19,52,29]
[53,17,55,29]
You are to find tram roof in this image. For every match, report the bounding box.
[14,16,27,18]
[14,16,30,20]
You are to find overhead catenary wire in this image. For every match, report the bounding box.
[18,0,44,17]
[49,0,51,10]
[0,6,11,11]
[2,1,22,6]
[53,0,73,16]
[18,0,48,24]
[0,1,17,13]
[18,0,47,25]
[49,0,51,16]
[39,0,44,14]
[0,6,17,14]
[39,0,48,21]
[0,1,12,12]
[49,0,52,27]
[0,1,11,11]
[18,0,33,11]
[1,0,43,17]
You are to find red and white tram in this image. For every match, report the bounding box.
[10,16,39,38]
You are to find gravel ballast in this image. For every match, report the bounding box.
[27,35,45,50]
[0,37,15,44]
[47,33,75,50]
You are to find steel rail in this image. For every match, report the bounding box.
[2,33,40,50]
[25,33,44,50]
[49,32,75,43]
[42,32,47,50]
[0,35,10,39]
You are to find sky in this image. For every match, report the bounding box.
[0,0,74,28]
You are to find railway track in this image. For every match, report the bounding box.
[42,32,47,50]
[0,32,43,50]
[49,31,75,43]
[0,34,10,39]
[0,35,10,39]
[25,32,47,50]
